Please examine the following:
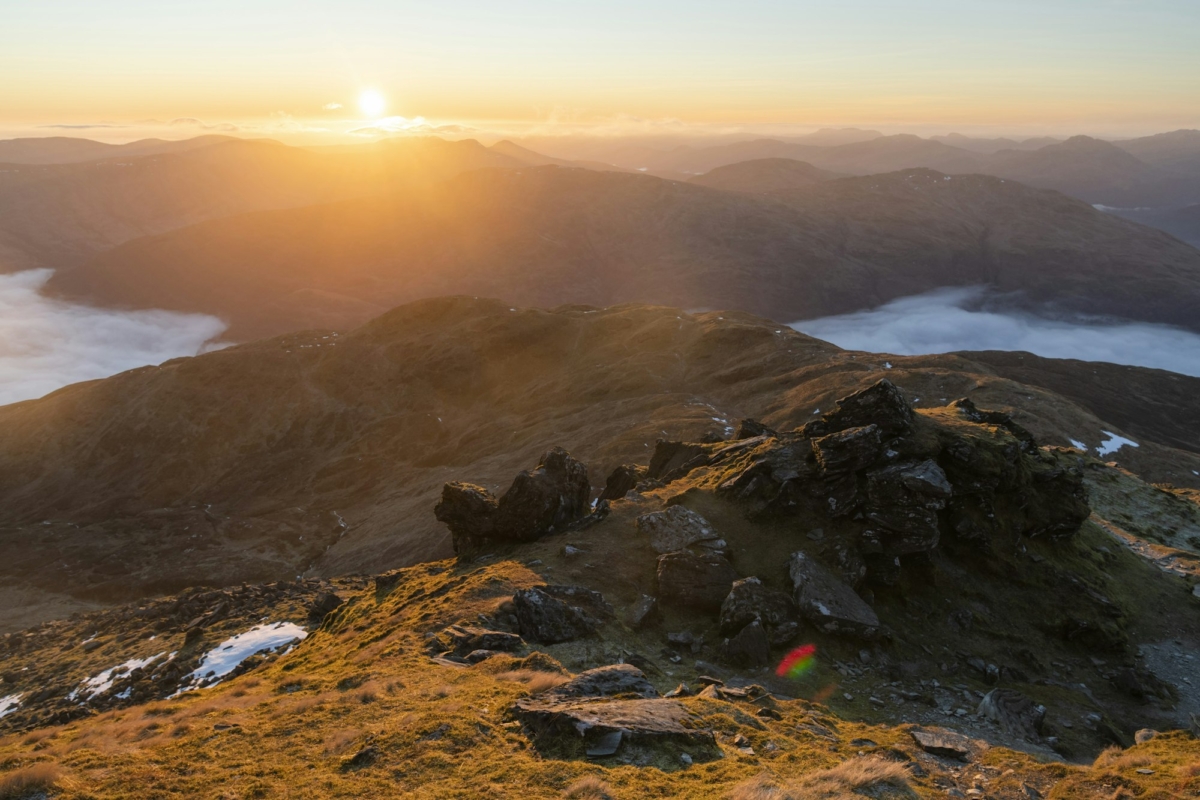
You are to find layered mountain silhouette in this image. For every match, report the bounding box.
[44,164,1200,339]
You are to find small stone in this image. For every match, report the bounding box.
[679,752,693,766]
[1135,768,1154,775]
[844,693,854,701]
[1134,728,1158,744]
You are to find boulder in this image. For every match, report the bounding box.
[821,379,914,439]
[736,419,777,439]
[718,577,796,635]
[657,552,739,612]
[720,619,771,668]
[647,440,710,482]
[789,552,879,639]
[513,585,612,644]
[542,664,658,700]
[308,592,343,621]
[637,506,725,554]
[910,727,976,760]
[435,447,592,553]
[977,689,1045,740]
[599,464,647,501]
[863,459,953,556]
[431,624,524,658]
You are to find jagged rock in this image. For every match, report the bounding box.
[736,419,777,439]
[954,398,1037,452]
[513,585,612,644]
[977,689,1045,740]
[309,592,343,621]
[637,506,725,554]
[647,440,710,482]
[789,552,879,639]
[625,595,659,629]
[910,727,976,760]
[720,619,770,668]
[542,664,658,700]
[812,425,882,475]
[599,464,647,501]
[718,577,796,636]
[657,552,738,612]
[435,447,591,553]
[821,379,914,438]
[432,624,524,658]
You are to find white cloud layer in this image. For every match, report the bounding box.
[0,270,227,406]
[791,286,1200,378]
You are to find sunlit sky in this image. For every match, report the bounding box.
[3,0,1199,142]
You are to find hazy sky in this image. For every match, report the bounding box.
[3,0,1199,141]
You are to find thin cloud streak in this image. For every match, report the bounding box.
[0,270,227,406]
[791,286,1200,378]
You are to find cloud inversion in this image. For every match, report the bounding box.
[0,270,227,406]
[791,286,1200,378]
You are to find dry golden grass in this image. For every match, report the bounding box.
[562,775,614,799]
[496,670,570,695]
[1094,745,1153,770]
[0,762,62,799]
[729,758,913,800]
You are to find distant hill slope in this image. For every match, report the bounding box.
[1,297,1196,621]
[1106,203,1200,248]
[0,136,525,271]
[687,158,842,192]
[0,134,242,165]
[1115,129,1200,175]
[51,166,1200,340]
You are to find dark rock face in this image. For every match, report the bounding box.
[977,688,1046,740]
[625,595,659,629]
[513,585,612,644]
[789,552,879,639]
[720,619,771,668]
[862,459,953,557]
[599,464,647,501]
[821,379,914,438]
[647,441,711,482]
[637,506,725,554]
[736,419,777,439]
[435,447,592,553]
[309,592,343,622]
[812,425,882,476]
[718,577,796,636]
[656,552,739,612]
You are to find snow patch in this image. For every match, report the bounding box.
[1096,431,1139,457]
[1069,439,1088,451]
[181,622,307,691]
[70,652,170,701]
[0,693,21,718]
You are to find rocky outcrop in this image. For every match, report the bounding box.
[636,506,726,554]
[435,447,592,553]
[789,552,880,639]
[513,585,613,644]
[656,552,739,612]
[430,624,524,659]
[819,379,914,438]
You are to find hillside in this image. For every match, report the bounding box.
[0,136,524,272]
[0,134,242,165]
[0,370,1198,798]
[2,298,1198,636]
[48,167,1200,340]
[687,159,842,192]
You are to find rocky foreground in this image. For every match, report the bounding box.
[1,381,1198,798]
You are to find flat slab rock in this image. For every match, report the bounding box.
[909,727,983,761]
[511,665,718,761]
[637,506,725,555]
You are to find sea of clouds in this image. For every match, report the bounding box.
[791,286,1200,378]
[0,269,227,406]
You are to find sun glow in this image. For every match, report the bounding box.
[358,90,386,118]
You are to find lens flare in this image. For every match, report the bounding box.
[776,644,817,679]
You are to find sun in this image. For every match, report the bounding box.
[358,89,386,118]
